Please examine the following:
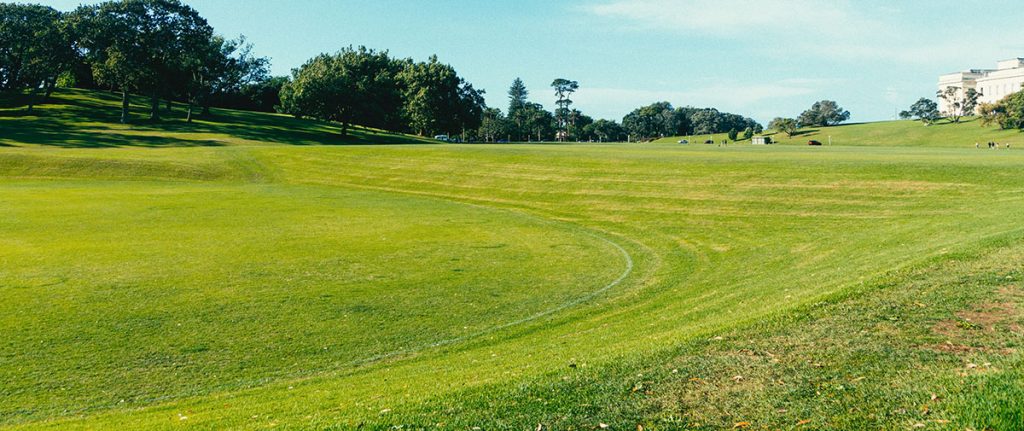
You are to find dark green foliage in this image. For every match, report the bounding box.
[797,99,851,127]
[582,118,626,142]
[900,97,941,125]
[477,107,512,142]
[71,0,214,123]
[0,3,73,111]
[768,117,798,137]
[979,89,1024,130]
[551,78,579,141]
[727,128,738,141]
[279,47,402,136]
[622,101,687,140]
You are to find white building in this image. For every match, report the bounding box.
[938,58,1024,114]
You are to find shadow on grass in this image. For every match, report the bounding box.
[0,88,433,148]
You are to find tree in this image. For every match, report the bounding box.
[0,4,73,112]
[797,100,850,127]
[520,102,554,141]
[74,0,213,123]
[477,108,511,142]
[507,78,530,141]
[399,55,469,136]
[689,108,722,135]
[768,117,798,137]
[622,102,685,140]
[197,35,269,117]
[279,47,402,137]
[900,97,941,125]
[454,79,486,141]
[936,86,979,123]
[743,127,754,140]
[727,128,738,141]
[979,90,1024,130]
[550,78,578,141]
[582,119,625,142]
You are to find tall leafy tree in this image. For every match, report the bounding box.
[279,46,402,136]
[399,55,467,136]
[550,78,578,141]
[797,100,851,127]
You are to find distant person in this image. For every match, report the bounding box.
[1007,143,1011,149]
[975,142,980,149]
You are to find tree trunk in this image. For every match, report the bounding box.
[26,85,39,114]
[42,76,56,102]
[186,100,193,123]
[340,122,349,137]
[121,90,130,124]
[149,92,160,121]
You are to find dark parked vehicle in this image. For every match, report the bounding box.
[808,140,823,146]
[704,139,715,144]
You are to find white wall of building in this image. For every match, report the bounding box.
[938,58,1024,114]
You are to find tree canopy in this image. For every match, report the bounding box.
[797,100,851,127]
[899,98,940,125]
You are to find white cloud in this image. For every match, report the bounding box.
[585,0,871,39]
[582,0,1024,65]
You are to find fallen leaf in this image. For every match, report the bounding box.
[797,419,811,426]
[734,422,751,428]
[599,423,610,429]
[536,423,543,431]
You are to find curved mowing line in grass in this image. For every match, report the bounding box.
[336,190,636,369]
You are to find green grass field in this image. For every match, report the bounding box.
[658,117,1024,148]
[1,90,1023,430]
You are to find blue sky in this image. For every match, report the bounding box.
[42,0,1024,124]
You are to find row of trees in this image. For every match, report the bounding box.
[279,49,485,138]
[621,102,762,141]
[1,0,283,121]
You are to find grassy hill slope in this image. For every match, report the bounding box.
[0,88,434,148]
[1,90,1022,430]
[657,118,1024,148]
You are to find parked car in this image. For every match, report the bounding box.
[808,140,823,146]
[678,139,689,144]
[434,134,450,142]
[704,139,715,144]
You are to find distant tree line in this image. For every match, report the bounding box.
[2,0,776,143]
[621,102,763,141]
[0,0,283,121]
